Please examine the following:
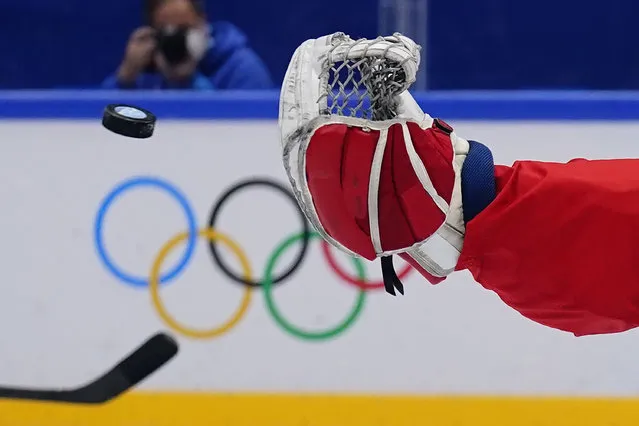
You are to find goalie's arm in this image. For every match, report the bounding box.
[456,158,639,336]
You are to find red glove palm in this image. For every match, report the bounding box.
[301,117,466,294]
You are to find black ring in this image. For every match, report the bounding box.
[207,178,311,288]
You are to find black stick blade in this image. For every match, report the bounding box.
[114,332,179,389]
[0,332,178,404]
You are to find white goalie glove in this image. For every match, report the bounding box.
[278,32,470,294]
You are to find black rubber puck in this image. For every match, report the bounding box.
[102,104,156,139]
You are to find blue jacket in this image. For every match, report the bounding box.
[102,22,273,90]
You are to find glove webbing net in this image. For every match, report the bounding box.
[318,34,413,121]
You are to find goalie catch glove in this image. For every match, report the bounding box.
[278,33,469,295]
[279,33,639,337]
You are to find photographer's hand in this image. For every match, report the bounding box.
[155,53,198,86]
[117,27,157,84]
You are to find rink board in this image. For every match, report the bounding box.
[1,91,639,425]
[1,393,639,426]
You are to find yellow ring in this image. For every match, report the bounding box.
[149,228,253,339]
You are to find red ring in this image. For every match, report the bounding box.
[321,240,413,290]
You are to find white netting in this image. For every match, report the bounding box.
[317,33,420,121]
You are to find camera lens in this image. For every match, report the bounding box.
[157,27,189,64]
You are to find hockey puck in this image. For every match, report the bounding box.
[102,104,156,139]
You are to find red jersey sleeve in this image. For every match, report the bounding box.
[456,158,639,336]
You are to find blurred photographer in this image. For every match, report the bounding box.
[102,0,273,90]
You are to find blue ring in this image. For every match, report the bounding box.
[94,176,197,288]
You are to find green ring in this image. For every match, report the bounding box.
[262,231,367,341]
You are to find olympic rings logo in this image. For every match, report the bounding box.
[93,176,414,341]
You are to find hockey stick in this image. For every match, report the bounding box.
[0,332,178,404]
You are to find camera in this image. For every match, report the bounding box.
[156,26,190,65]
[144,25,209,73]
